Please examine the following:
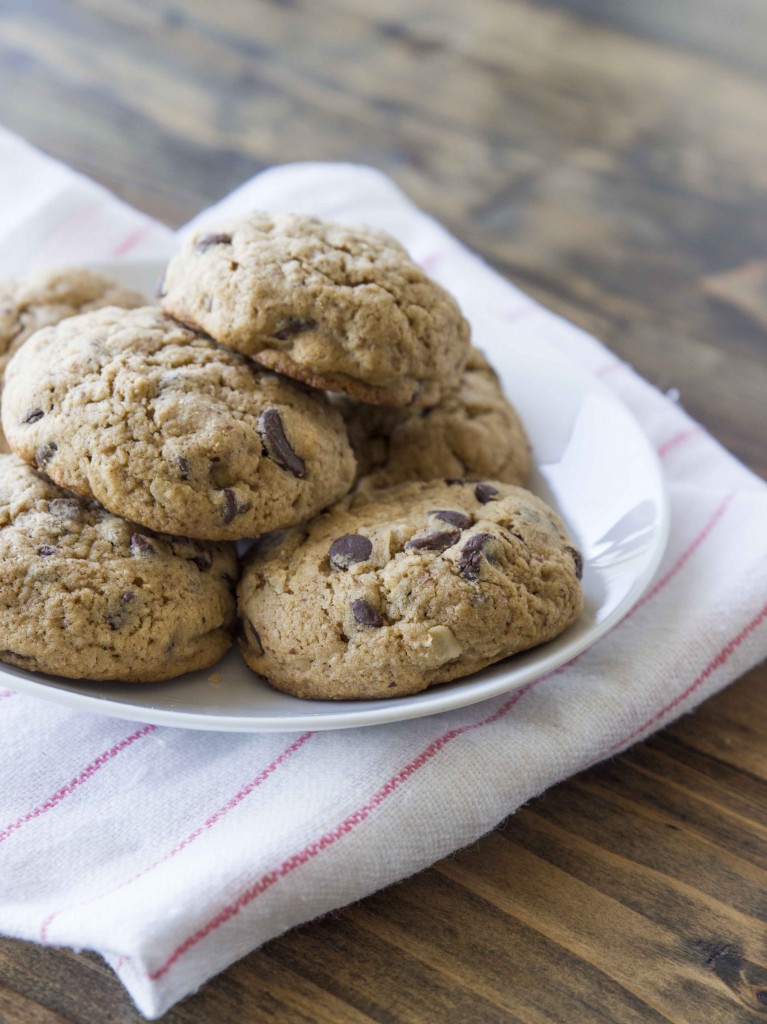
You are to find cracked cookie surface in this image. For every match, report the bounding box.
[238,479,583,700]
[339,348,532,490]
[160,212,470,407]
[0,454,237,681]
[0,266,145,451]
[2,307,356,540]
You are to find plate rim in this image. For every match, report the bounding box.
[0,261,670,731]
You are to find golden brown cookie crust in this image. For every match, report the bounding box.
[160,212,470,407]
[0,455,237,682]
[339,347,532,490]
[0,266,146,452]
[2,307,356,540]
[238,479,583,700]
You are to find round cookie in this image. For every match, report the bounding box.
[2,307,356,541]
[159,212,470,407]
[0,266,146,452]
[238,479,583,700]
[0,454,237,682]
[339,348,532,490]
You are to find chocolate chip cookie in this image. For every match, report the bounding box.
[238,479,583,700]
[159,212,470,407]
[0,266,146,451]
[2,307,356,540]
[339,348,532,490]
[0,454,237,681]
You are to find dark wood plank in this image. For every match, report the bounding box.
[0,984,74,1024]
[533,0,767,81]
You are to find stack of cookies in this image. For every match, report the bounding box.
[0,214,583,699]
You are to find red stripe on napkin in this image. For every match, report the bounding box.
[0,724,156,845]
[624,494,733,621]
[38,731,313,943]
[146,683,535,980]
[657,427,705,460]
[111,222,153,259]
[606,602,767,753]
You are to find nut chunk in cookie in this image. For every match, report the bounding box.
[2,307,356,540]
[0,266,146,452]
[160,212,470,407]
[238,479,584,700]
[0,455,237,682]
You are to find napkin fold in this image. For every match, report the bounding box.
[1,125,766,1019]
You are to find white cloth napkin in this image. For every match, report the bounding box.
[1,125,766,1019]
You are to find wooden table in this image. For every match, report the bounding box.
[1,1,766,1020]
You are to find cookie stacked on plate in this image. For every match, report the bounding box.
[0,214,583,696]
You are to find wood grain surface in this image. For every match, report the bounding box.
[0,1,765,1021]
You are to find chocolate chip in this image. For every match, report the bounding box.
[257,408,306,478]
[22,409,44,425]
[189,552,213,572]
[445,477,468,486]
[274,317,317,341]
[566,546,584,580]
[404,529,461,553]
[130,534,156,556]
[38,545,57,557]
[458,533,494,581]
[475,483,499,504]
[351,599,383,627]
[329,534,373,570]
[121,591,135,602]
[430,509,472,530]
[106,612,122,631]
[221,488,252,525]
[35,442,57,468]
[195,232,232,252]
[177,456,191,480]
[221,489,237,524]
[246,618,264,654]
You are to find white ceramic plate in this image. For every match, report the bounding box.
[0,261,669,731]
